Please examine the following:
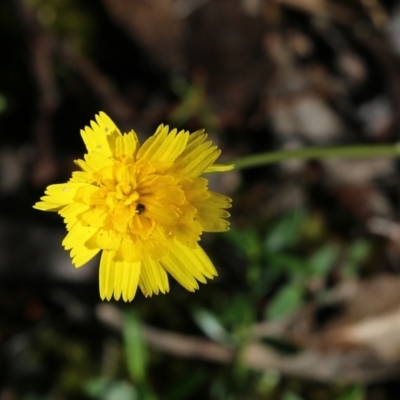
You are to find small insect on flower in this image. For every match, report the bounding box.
[33,112,234,302]
[136,203,145,215]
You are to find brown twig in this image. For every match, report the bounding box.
[14,0,138,187]
[56,42,135,129]
[143,325,232,363]
[278,0,358,25]
[96,303,400,383]
[14,0,60,186]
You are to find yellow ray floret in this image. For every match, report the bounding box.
[33,112,234,301]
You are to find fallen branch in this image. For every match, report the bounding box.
[14,0,59,186]
[96,303,400,383]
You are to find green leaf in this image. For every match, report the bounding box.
[283,391,304,400]
[264,211,306,254]
[123,312,147,384]
[335,386,365,400]
[193,309,230,343]
[225,227,262,262]
[0,94,7,113]
[267,253,308,278]
[342,240,371,278]
[105,382,138,400]
[163,370,205,400]
[266,284,303,320]
[220,294,256,328]
[347,240,371,263]
[258,370,281,394]
[85,378,138,400]
[85,376,111,397]
[307,244,340,278]
[301,212,326,241]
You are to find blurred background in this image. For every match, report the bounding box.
[3,0,400,399]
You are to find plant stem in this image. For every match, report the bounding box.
[231,144,400,170]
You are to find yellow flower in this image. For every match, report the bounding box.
[34,112,233,301]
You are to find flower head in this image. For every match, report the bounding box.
[34,112,233,301]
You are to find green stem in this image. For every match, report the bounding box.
[231,144,400,170]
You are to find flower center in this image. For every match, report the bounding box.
[93,158,187,240]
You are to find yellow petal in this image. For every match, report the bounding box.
[141,197,180,225]
[74,185,100,205]
[183,177,210,203]
[184,147,221,177]
[160,241,217,291]
[74,151,113,174]
[81,126,112,157]
[139,255,169,297]
[169,134,221,177]
[174,221,202,248]
[201,191,232,209]
[80,112,121,156]
[137,125,189,168]
[204,163,235,173]
[195,192,232,232]
[184,129,207,151]
[197,217,230,232]
[81,207,108,227]
[95,229,115,250]
[33,183,87,211]
[118,235,142,262]
[121,260,141,301]
[59,202,90,230]
[96,112,121,137]
[71,246,100,268]
[66,225,101,268]
[69,171,95,184]
[99,250,141,301]
[62,220,97,251]
[186,243,218,279]
[142,237,168,260]
[115,131,139,160]
[99,250,115,301]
